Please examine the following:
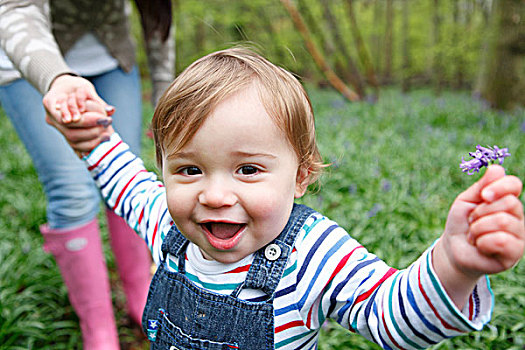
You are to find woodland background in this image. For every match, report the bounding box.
[135,0,525,110]
[0,0,524,349]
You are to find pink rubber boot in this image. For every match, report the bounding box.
[106,209,151,325]
[41,219,120,350]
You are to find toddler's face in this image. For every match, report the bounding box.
[162,84,307,263]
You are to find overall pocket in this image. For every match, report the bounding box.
[150,308,240,350]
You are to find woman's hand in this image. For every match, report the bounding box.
[42,74,112,123]
[45,97,115,154]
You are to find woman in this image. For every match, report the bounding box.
[0,0,174,348]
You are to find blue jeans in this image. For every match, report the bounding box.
[0,66,142,229]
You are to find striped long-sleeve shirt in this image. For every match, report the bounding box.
[86,133,493,349]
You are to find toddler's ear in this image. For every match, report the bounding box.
[295,167,310,198]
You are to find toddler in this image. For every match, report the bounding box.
[51,48,524,349]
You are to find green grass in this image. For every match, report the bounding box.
[0,87,523,349]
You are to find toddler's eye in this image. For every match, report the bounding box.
[237,165,259,175]
[179,166,202,176]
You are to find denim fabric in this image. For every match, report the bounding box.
[142,204,315,349]
[0,66,142,229]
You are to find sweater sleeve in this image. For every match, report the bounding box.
[84,133,173,266]
[0,0,74,93]
[294,216,493,349]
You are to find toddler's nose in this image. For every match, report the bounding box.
[198,179,237,208]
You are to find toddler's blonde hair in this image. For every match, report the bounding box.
[152,47,324,185]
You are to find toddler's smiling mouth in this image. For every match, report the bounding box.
[200,222,247,250]
[202,222,244,239]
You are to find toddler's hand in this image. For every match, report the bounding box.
[46,96,115,154]
[433,165,523,308]
[439,165,523,271]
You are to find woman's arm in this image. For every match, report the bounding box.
[0,0,73,94]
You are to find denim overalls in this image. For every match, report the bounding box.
[142,204,314,349]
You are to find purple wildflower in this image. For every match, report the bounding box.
[367,203,383,217]
[460,145,510,175]
[474,145,494,159]
[460,157,486,175]
[492,146,510,165]
[381,179,392,192]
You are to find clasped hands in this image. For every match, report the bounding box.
[42,74,115,153]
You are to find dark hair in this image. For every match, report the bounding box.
[134,0,172,41]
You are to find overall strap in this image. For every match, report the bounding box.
[161,225,189,272]
[237,204,315,298]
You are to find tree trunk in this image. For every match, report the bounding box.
[452,0,469,90]
[478,0,525,110]
[371,0,383,78]
[383,0,394,84]
[297,0,334,57]
[319,0,365,96]
[280,0,361,102]
[195,18,206,55]
[432,0,443,94]
[250,2,287,64]
[344,0,380,94]
[401,0,411,92]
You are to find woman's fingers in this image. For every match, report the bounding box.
[45,113,114,152]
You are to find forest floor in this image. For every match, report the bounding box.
[0,87,523,349]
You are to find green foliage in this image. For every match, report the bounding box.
[133,0,495,91]
[0,87,523,348]
[169,0,313,75]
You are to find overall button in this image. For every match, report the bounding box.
[264,244,281,261]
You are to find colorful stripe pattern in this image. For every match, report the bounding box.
[86,134,493,349]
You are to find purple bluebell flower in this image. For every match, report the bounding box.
[331,98,345,109]
[468,149,490,166]
[460,145,510,174]
[381,179,392,192]
[492,146,510,165]
[367,203,383,217]
[460,157,485,175]
[474,145,494,159]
